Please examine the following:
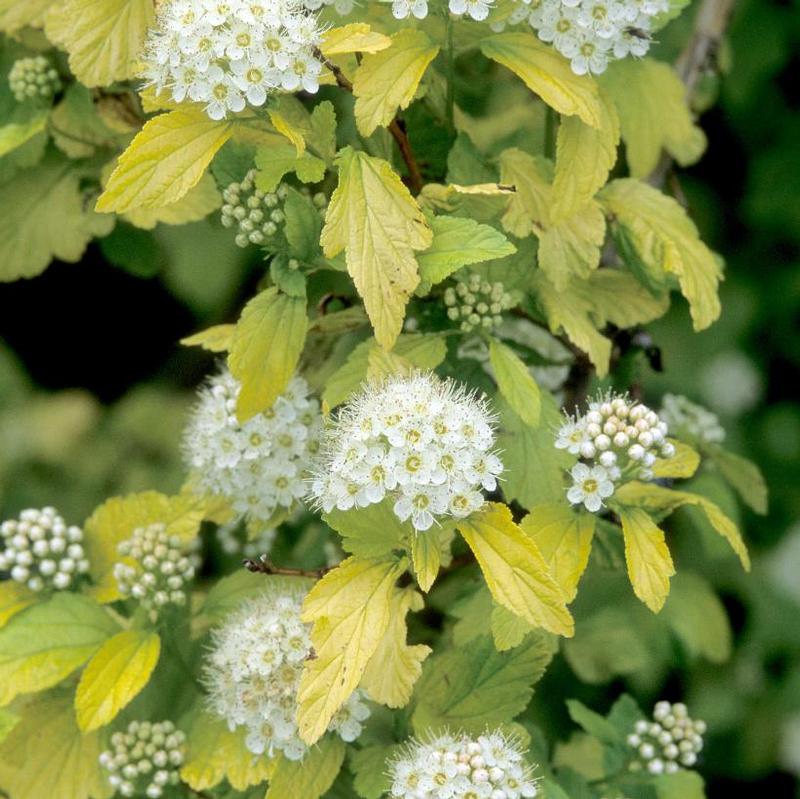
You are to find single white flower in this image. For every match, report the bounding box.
[567,463,615,512]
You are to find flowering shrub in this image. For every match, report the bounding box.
[0,1,771,798]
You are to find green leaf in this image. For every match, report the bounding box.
[617,506,675,613]
[353,29,439,136]
[283,187,323,262]
[266,737,345,799]
[498,148,553,238]
[457,502,573,636]
[412,633,556,734]
[708,445,768,514]
[308,101,338,164]
[350,745,398,799]
[491,604,535,652]
[0,593,118,706]
[228,287,308,422]
[566,699,626,748]
[0,110,48,158]
[489,339,541,428]
[417,216,517,285]
[0,582,37,629]
[321,147,431,349]
[75,630,160,732]
[653,770,706,799]
[201,570,307,625]
[600,178,722,330]
[323,501,408,558]
[481,33,604,128]
[254,143,327,193]
[297,556,407,744]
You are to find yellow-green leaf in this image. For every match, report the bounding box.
[362,587,431,708]
[0,582,37,629]
[498,148,553,238]
[353,29,439,136]
[489,339,541,428]
[96,109,232,213]
[122,172,221,230]
[481,33,604,128]
[708,445,768,515]
[520,504,596,602]
[618,506,675,613]
[0,593,118,706]
[265,736,345,799]
[46,0,155,88]
[600,178,722,330]
[180,709,274,792]
[321,147,431,349]
[551,90,620,221]
[600,58,706,177]
[457,503,573,637]
[0,111,48,158]
[180,323,236,353]
[321,23,392,56]
[0,0,51,31]
[228,287,308,422]
[409,530,441,593]
[297,555,407,744]
[323,501,409,559]
[652,439,700,479]
[254,143,326,193]
[75,630,160,732]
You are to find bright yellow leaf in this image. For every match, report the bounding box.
[489,338,541,428]
[321,23,392,56]
[75,630,160,732]
[180,323,236,353]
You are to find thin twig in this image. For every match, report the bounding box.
[243,555,334,579]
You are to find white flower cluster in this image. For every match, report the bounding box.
[304,0,355,12]
[183,367,322,524]
[308,372,502,531]
[389,731,539,799]
[627,701,706,775]
[660,393,725,445]
[217,520,277,557]
[8,56,61,103]
[0,508,89,592]
[444,273,514,333]
[204,586,370,760]
[221,170,327,248]
[113,523,196,619]
[556,391,674,513]
[141,0,324,121]
[391,0,490,22]
[99,720,185,799]
[499,0,668,75]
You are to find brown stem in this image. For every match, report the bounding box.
[243,555,334,579]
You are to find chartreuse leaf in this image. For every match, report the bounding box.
[228,287,308,422]
[417,216,517,285]
[0,690,110,799]
[0,111,48,158]
[0,152,114,282]
[0,593,118,706]
[600,58,706,177]
[96,108,233,213]
[653,439,700,479]
[181,708,274,791]
[520,504,595,602]
[297,555,408,744]
[481,33,604,127]
[0,0,51,30]
[321,148,431,349]
[615,481,750,569]
[498,148,552,238]
[600,178,722,330]
[266,736,346,799]
[362,587,431,708]
[180,324,236,353]
[489,339,541,428]
[491,605,535,652]
[654,770,706,799]
[353,29,439,136]
[320,23,392,56]
[707,445,768,514]
[0,707,17,745]
[83,491,206,603]
[457,503,573,636]
[412,633,556,734]
[122,173,222,230]
[551,89,620,221]
[0,582,37,629]
[323,501,408,558]
[616,506,675,612]
[45,0,155,87]
[75,629,161,732]
[254,144,326,193]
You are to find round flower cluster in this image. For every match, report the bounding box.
[141,0,324,121]
[659,394,725,445]
[627,701,706,775]
[498,0,668,75]
[216,520,277,557]
[555,391,674,513]
[444,273,514,334]
[183,367,322,524]
[99,720,185,798]
[8,56,61,103]
[221,170,327,248]
[392,0,491,21]
[0,508,89,593]
[204,586,370,760]
[389,731,539,799]
[308,372,502,532]
[113,523,196,619]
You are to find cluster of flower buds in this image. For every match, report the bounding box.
[113,524,195,619]
[0,507,89,592]
[220,170,327,249]
[8,56,61,103]
[556,391,674,512]
[389,730,539,799]
[443,273,515,333]
[660,393,726,445]
[627,701,706,775]
[99,720,185,798]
